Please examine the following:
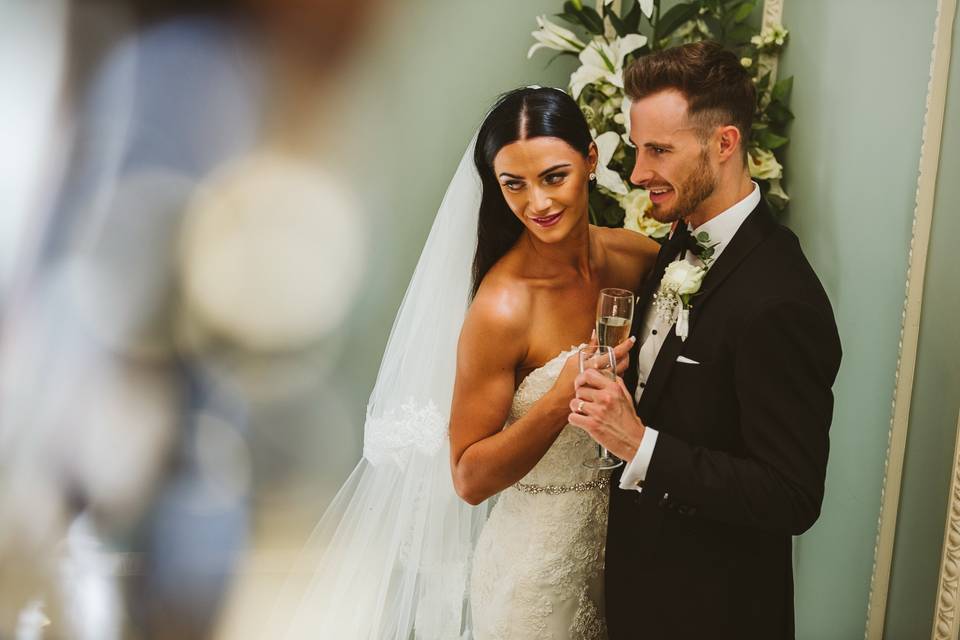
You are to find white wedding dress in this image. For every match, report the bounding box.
[280,137,614,640]
[470,347,610,640]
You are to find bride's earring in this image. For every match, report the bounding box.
[589,171,597,181]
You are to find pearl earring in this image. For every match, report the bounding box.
[589,172,597,181]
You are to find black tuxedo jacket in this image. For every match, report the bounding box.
[606,201,842,640]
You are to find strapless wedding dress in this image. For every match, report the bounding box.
[469,347,610,640]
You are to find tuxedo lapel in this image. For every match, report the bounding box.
[689,201,777,326]
[634,200,777,417]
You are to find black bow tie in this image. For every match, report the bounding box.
[665,223,720,263]
[664,224,703,259]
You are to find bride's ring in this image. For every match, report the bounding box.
[577,400,585,414]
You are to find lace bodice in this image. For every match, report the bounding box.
[470,346,609,640]
[506,346,602,487]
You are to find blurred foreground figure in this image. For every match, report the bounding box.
[0,0,378,637]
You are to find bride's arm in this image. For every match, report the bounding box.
[448,287,573,506]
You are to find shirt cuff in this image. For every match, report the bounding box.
[618,427,659,493]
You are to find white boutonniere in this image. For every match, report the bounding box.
[654,260,707,341]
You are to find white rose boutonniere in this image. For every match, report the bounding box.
[654,260,707,341]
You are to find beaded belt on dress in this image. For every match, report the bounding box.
[513,475,609,495]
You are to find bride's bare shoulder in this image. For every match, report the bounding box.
[593,225,660,290]
[595,225,659,262]
[465,267,530,337]
[459,264,531,363]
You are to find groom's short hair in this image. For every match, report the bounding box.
[624,40,755,158]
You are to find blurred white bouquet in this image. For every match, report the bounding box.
[529,0,793,238]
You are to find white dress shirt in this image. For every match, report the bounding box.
[619,182,761,492]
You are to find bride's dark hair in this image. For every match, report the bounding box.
[471,87,593,297]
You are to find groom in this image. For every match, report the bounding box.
[570,41,841,639]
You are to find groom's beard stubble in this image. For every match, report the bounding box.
[653,147,717,225]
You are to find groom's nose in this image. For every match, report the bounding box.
[630,156,655,188]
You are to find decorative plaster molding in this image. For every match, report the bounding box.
[934,413,960,640]
[864,0,957,637]
[759,0,784,81]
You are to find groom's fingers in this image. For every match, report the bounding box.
[612,336,636,371]
[567,409,595,433]
[615,354,630,375]
[575,368,618,391]
[570,397,594,415]
[573,385,601,403]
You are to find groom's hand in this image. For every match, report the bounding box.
[569,369,646,461]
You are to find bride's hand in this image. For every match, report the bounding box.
[551,332,635,401]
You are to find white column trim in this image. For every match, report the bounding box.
[933,411,960,640]
[759,0,784,81]
[865,0,957,637]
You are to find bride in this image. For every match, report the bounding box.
[279,87,657,639]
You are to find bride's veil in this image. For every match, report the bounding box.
[278,135,488,639]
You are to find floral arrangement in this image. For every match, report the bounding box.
[528,0,793,238]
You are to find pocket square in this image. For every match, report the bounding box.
[676,355,700,365]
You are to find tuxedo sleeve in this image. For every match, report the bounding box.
[642,298,841,534]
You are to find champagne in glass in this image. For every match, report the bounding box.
[596,288,634,348]
[597,315,630,348]
[578,345,624,470]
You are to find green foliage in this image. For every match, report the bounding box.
[733,2,756,23]
[589,188,626,227]
[559,1,607,34]
[655,4,701,45]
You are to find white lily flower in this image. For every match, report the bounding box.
[570,61,606,99]
[594,130,628,195]
[748,147,783,180]
[620,94,633,146]
[569,33,647,98]
[767,178,790,204]
[528,15,587,58]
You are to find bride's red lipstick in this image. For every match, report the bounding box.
[530,210,564,228]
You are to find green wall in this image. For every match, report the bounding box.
[885,5,960,638]
[778,0,945,638]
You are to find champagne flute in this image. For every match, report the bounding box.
[579,345,624,470]
[596,288,634,348]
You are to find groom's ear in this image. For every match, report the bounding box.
[716,124,742,164]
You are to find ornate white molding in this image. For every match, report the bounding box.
[759,0,784,81]
[934,412,960,640]
[864,0,957,637]
[762,0,784,24]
